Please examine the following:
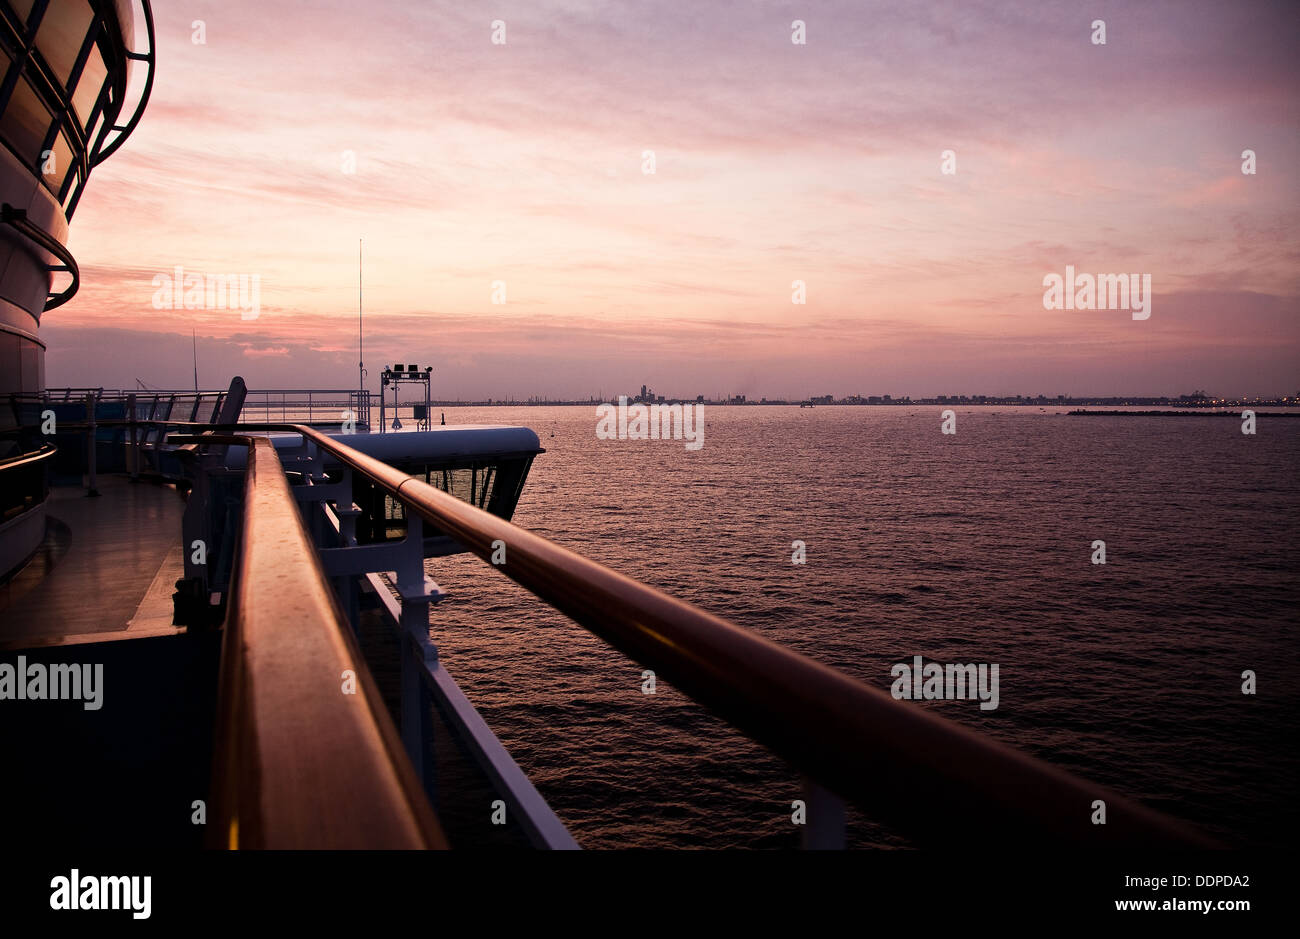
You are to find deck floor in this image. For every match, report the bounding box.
[0,477,185,645]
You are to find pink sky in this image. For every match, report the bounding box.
[44,0,1300,398]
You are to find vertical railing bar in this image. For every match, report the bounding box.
[127,392,137,479]
[84,392,99,496]
[800,777,846,850]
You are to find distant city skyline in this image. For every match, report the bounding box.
[41,323,1297,403]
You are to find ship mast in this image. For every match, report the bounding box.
[358,238,364,395]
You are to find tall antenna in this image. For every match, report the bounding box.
[192,328,198,391]
[358,239,364,394]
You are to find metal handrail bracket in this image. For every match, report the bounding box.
[1,203,81,310]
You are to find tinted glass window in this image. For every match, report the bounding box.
[35,0,93,87]
[7,0,35,30]
[71,42,106,128]
[43,127,74,190]
[3,78,52,166]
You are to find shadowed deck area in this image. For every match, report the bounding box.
[0,483,218,851]
[0,477,185,647]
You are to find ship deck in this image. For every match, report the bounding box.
[0,477,185,648]
[0,480,218,851]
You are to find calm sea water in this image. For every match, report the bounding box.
[423,406,1299,848]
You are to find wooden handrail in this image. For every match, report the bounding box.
[210,434,446,849]
[0,442,57,470]
[177,423,1219,848]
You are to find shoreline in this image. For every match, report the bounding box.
[1067,409,1300,417]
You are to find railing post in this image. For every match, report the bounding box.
[397,514,437,800]
[126,393,138,479]
[84,392,99,496]
[800,778,846,849]
[143,395,159,475]
[331,472,363,634]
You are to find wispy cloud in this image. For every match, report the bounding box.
[46,0,1300,397]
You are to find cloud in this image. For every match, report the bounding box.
[43,0,1300,398]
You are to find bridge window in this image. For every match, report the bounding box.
[3,77,52,167]
[71,42,105,128]
[4,0,35,31]
[46,126,74,189]
[35,0,94,86]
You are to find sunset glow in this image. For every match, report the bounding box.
[50,0,1300,398]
